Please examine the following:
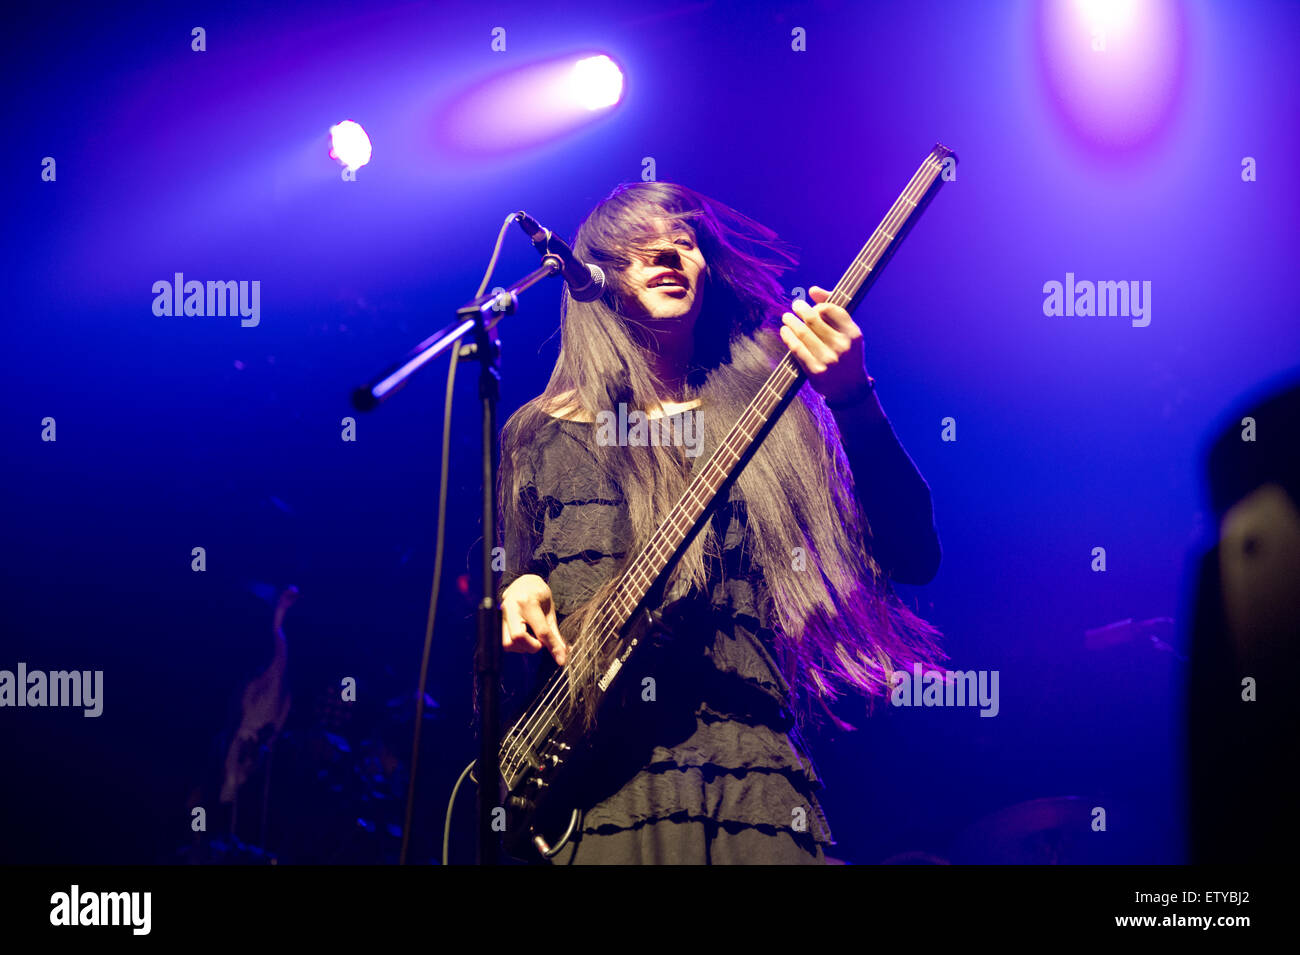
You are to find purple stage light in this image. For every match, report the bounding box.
[1034,0,1188,157]
[434,52,625,158]
[329,120,373,171]
[1075,0,1137,38]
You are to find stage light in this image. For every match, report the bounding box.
[329,120,372,171]
[1074,0,1137,36]
[1072,0,1139,54]
[569,55,624,111]
[1033,0,1187,157]
[435,52,626,159]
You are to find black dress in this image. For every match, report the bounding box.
[499,389,940,864]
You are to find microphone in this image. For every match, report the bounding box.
[514,211,606,303]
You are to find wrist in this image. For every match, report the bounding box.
[825,374,877,409]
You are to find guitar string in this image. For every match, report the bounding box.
[500,151,949,781]
[500,151,946,781]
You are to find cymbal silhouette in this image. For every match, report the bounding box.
[952,796,1102,864]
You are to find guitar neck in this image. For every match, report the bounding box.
[601,144,957,625]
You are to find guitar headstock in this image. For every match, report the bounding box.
[928,142,959,170]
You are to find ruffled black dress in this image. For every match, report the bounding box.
[499,391,939,864]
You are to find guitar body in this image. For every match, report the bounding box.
[498,144,957,861]
[501,596,701,861]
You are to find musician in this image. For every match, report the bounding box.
[497,181,943,864]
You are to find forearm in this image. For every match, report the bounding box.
[827,387,941,585]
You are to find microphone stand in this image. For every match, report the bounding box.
[353,255,563,865]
